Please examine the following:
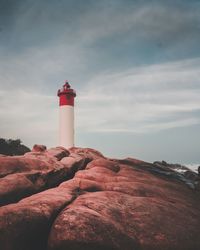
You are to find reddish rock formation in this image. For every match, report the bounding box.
[32,144,47,152]
[0,147,199,250]
[0,146,92,206]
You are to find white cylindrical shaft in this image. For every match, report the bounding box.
[59,105,74,148]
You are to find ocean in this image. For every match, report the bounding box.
[185,164,199,173]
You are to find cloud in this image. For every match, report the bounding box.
[0,90,58,147]
[76,57,200,133]
[73,1,200,51]
[0,42,92,92]
[0,0,200,95]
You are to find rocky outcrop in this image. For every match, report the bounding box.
[0,147,200,250]
[153,160,199,189]
[0,146,94,206]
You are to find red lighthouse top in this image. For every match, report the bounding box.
[57,81,76,106]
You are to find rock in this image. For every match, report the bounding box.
[0,187,75,250]
[61,153,91,176]
[184,170,199,181]
[153,161,190,172]
[48,162,200,250]
[32,144,47,152]
[86,158,120,173]
[117,157,145,166]
[0,147,200,250]
[0,148,91,206]
[46,147,69,160]
[151,160,200,189]
[0,156,53,177]
[48,192,139,250]
[161,160,167,166]
[68,147,105,160]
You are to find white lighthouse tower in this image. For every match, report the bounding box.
[57,81,76,148]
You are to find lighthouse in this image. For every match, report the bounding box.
[57,81,76,148]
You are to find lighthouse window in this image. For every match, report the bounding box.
[67,96,71,100]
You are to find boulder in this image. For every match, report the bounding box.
[32,144,47,152]
[48,161,200,250]
[0,148,92,206]
[0,147,199,250]
[0,187,75,250]
[68,147,105,160]
[46,147,69,160]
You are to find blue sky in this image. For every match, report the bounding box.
[0,0,200,163]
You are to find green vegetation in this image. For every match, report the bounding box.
[0,138,30,156]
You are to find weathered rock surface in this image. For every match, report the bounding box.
[0,146,93,206]
[0,147,199,250]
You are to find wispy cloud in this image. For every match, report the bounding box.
[0,90,58,147]
[76,58,200,133]
[76,1,200,45]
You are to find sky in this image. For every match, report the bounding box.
[0,0,200,164]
